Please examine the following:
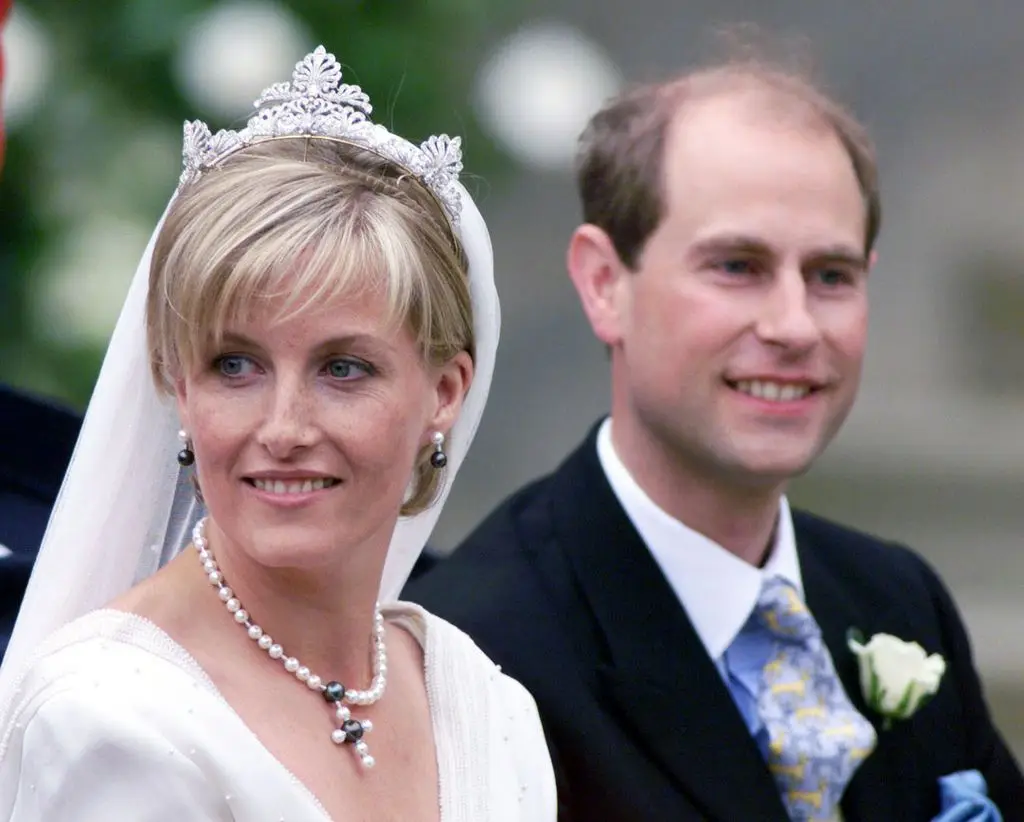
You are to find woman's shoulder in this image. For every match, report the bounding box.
[0,611,238,820]
[1,609,214,735]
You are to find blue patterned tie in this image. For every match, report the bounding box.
[757,577,878,820]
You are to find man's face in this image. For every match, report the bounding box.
[605,92,870,490]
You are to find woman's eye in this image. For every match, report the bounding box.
[326,359,371,381]
[214,355,256,378]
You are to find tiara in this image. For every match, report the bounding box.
[178,45,464,226]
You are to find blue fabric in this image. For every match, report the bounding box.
[933,770,1002,821]
[720,612,776,757]
[720,578,878,820]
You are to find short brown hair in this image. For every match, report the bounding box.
[147,138,474,515]
[575,53,881,269]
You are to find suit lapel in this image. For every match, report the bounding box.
[548,431,790,822]
[797,525,917,821]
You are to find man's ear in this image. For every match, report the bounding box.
[566,224,631,347]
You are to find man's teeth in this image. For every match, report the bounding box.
[252,478,337,494]
[733,380,811,402]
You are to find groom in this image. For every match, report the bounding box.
[406,55,1024,819]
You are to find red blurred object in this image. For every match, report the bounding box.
[0,0,10,168]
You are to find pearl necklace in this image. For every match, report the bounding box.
[193,518,386,767]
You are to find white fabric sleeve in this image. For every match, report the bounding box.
[4,688,232,821]
[498,675,558,820]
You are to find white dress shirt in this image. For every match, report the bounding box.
[596,417,803,663]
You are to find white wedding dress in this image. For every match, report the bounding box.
[0,603,554,820]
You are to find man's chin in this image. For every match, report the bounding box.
[719,444,823,489]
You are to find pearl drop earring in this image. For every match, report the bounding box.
[429,431,447,469]
[177,429,195,467]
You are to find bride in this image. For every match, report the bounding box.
[0,46,555,820]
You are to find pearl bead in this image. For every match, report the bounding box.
[192,517,388,767]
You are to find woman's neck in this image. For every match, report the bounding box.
[193,525,387,689]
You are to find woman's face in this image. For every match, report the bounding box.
[175,284,471,577]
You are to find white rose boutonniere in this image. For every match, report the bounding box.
[847,630,946,729]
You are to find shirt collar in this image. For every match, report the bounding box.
[596,417,803,660]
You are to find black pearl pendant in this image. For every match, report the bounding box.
[342,719,364,742]
[177,448,195,467]
[429,451,447,469]
[323,680,346,703]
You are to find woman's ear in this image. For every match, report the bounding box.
[428,350,474,437]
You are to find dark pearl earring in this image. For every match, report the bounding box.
[429,431,447,469]
[177,429,195,467]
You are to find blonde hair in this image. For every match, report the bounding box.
[147,138,474,514]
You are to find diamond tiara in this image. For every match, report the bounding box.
[178,45,464,226]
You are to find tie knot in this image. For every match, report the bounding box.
[756,577,819,642]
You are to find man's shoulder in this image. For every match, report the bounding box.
[793,507,921,560]
[792,507,944,600]
[410,472,556,592]
[404,466,570,648]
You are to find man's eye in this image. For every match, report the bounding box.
[716,259,756,275]
[816,269,854,287]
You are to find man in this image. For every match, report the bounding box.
[0,0,83,659]
[406,56,1024,820]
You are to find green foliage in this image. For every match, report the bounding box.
[0,0,511,407]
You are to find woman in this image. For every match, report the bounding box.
[0,46,555,820]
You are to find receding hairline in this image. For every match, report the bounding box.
[652,64,862,155]
[574,59,880,264]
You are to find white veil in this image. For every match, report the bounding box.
[0,180,497,697]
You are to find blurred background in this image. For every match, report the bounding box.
[2,0,1021,755]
